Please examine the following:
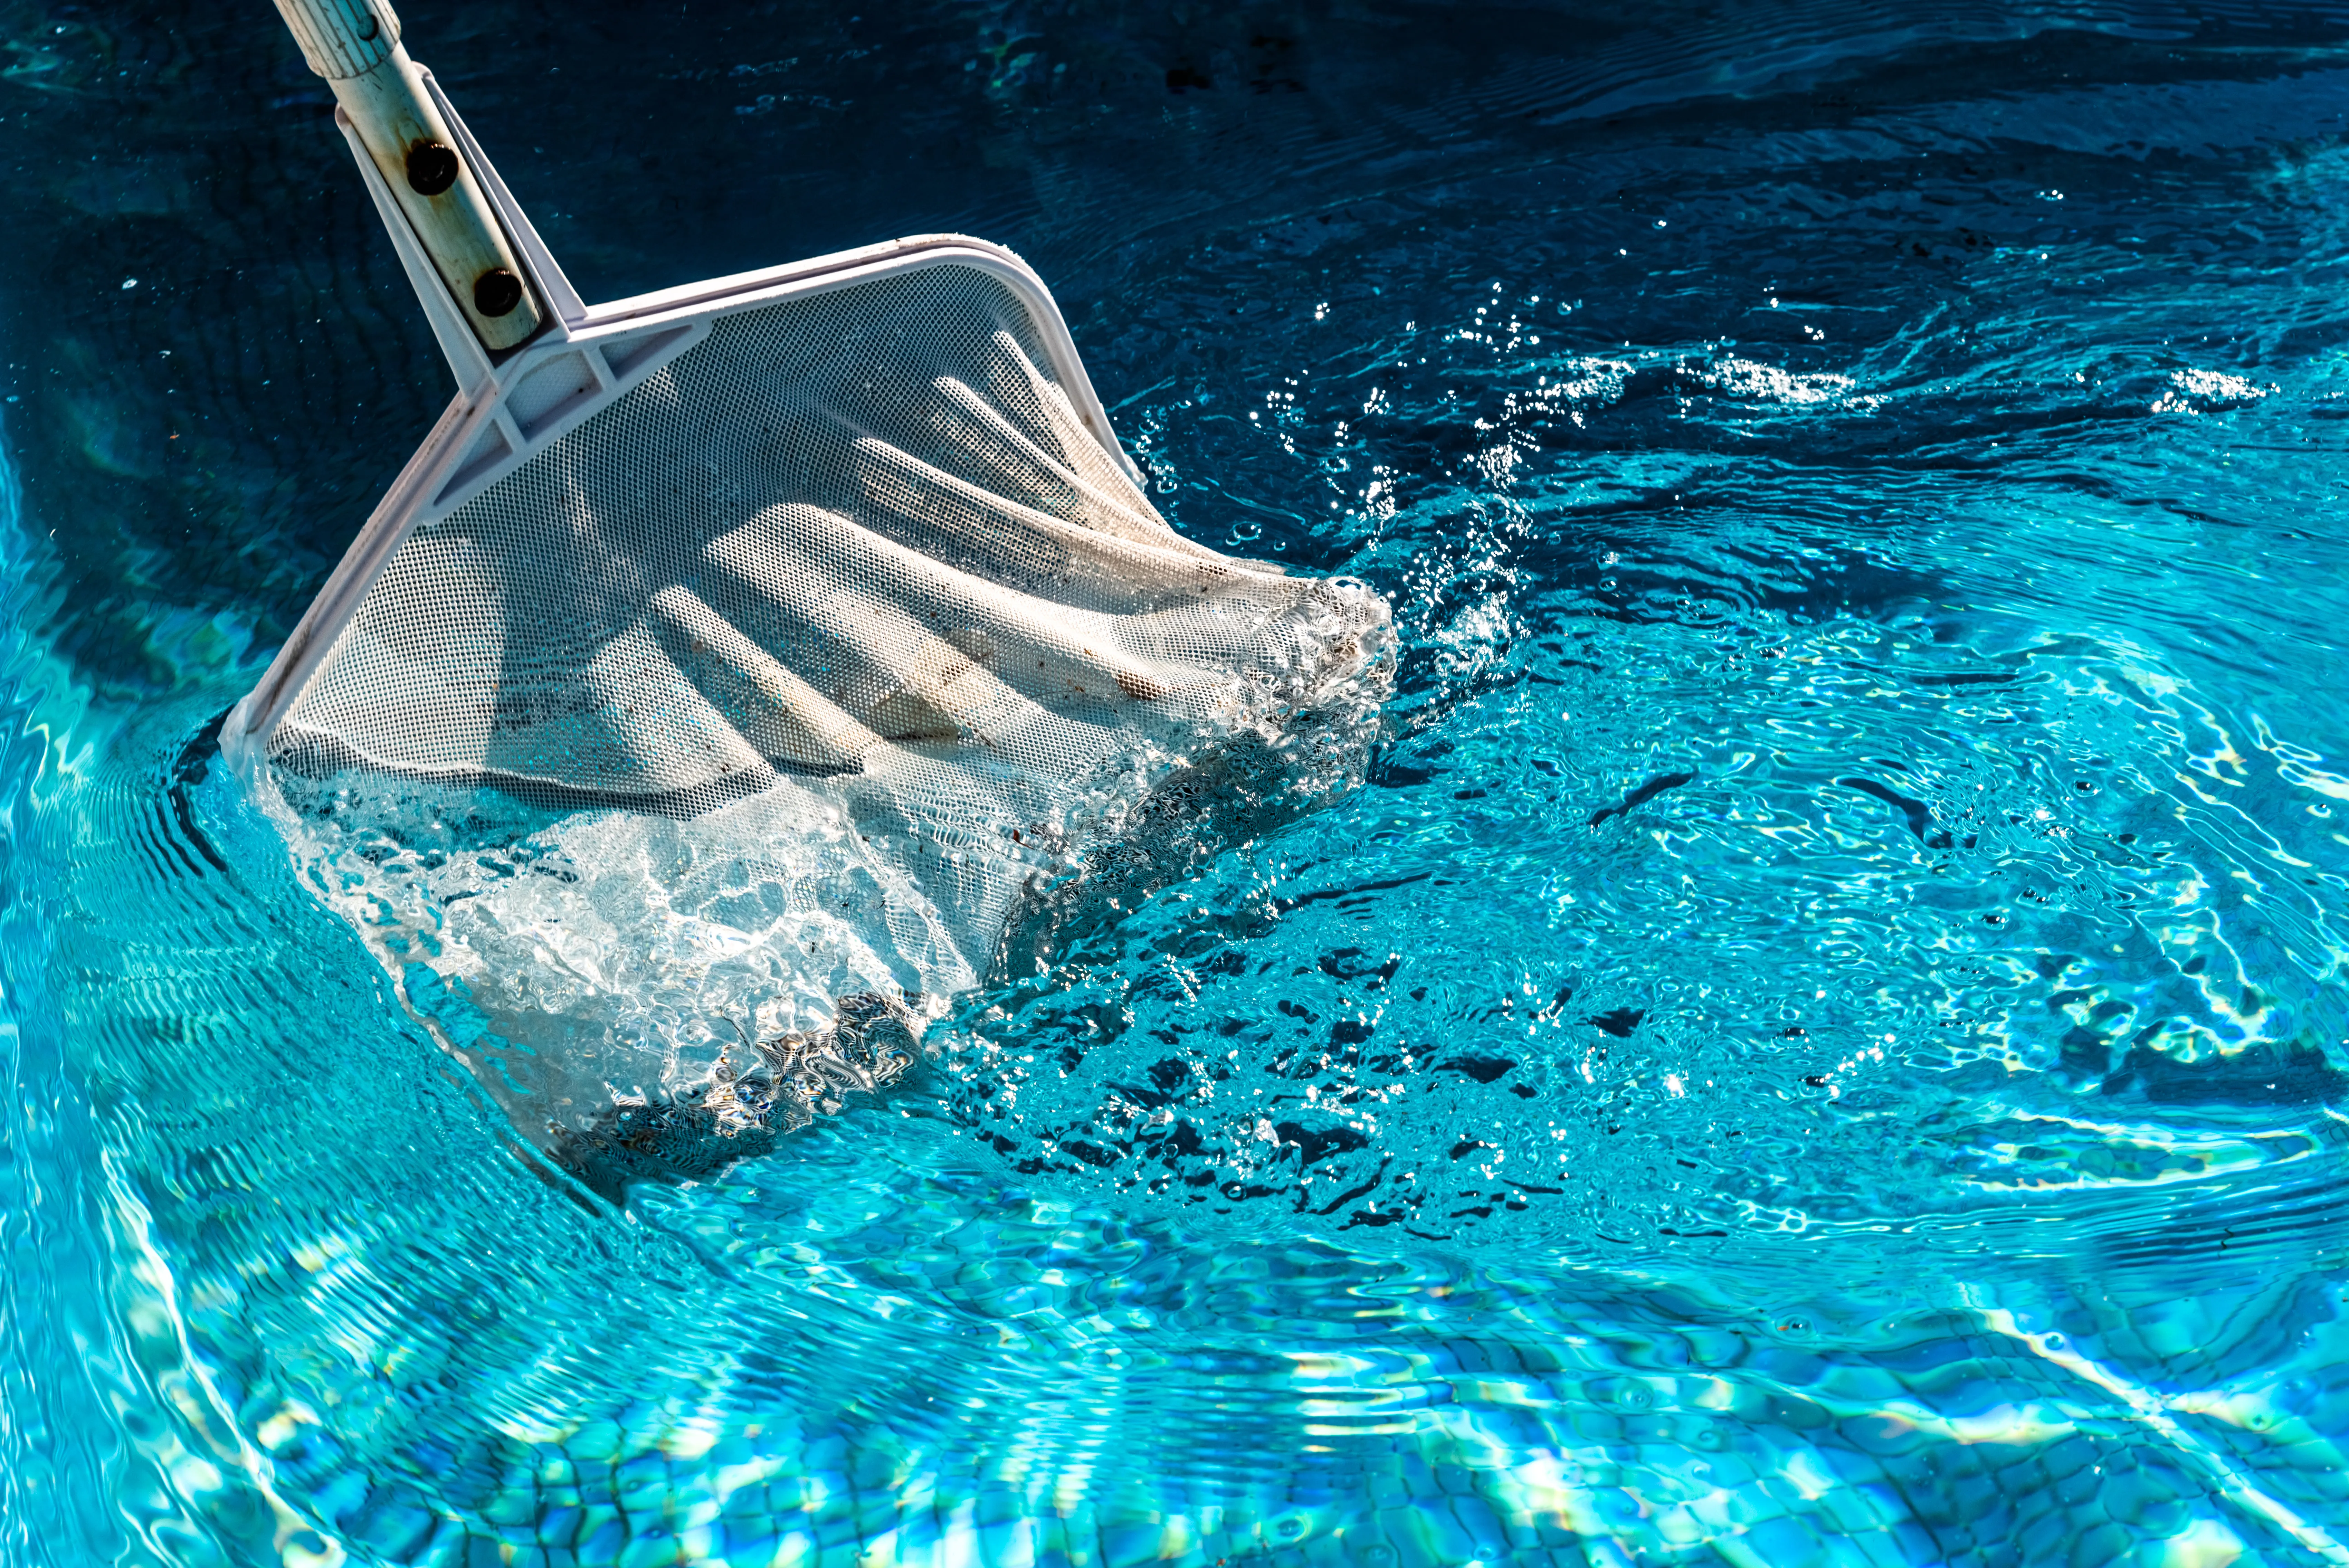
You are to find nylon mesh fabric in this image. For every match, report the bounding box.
[255,260,1392,1145]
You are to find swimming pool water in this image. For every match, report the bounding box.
[6,0,2349,1563]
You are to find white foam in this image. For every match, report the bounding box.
[2151,368,2270,414]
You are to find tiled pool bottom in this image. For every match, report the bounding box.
[27,665,2349,1568]
[8,0,2349,1562]
[84,1137,2349,1568]
[179,1272,2349,1568]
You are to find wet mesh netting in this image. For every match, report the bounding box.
[252,260,1391,1151]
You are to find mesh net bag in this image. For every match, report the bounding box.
[232,246,1392,1181]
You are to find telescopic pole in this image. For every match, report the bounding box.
[270,0,544,351]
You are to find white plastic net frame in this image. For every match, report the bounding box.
[221,229,1394,1162]
[226,233,1392,868]
[229,235,1172,750]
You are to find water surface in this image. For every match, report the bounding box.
[4,1,2349,1563]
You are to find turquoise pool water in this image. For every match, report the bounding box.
[6,0,2349,1563]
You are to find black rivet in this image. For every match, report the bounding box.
[473,268,524,318]
[406,141,459,197]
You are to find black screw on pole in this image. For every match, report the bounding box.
[406,141,460,197]
[473,268,524,318]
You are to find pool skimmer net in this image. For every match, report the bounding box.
[225,0,1393,1150]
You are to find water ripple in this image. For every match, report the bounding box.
[9,1,2349,1563]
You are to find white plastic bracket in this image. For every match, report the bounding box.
[416,66,590,334]
[338,105,496,394]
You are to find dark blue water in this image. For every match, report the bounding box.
[6,1,2349,1563]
